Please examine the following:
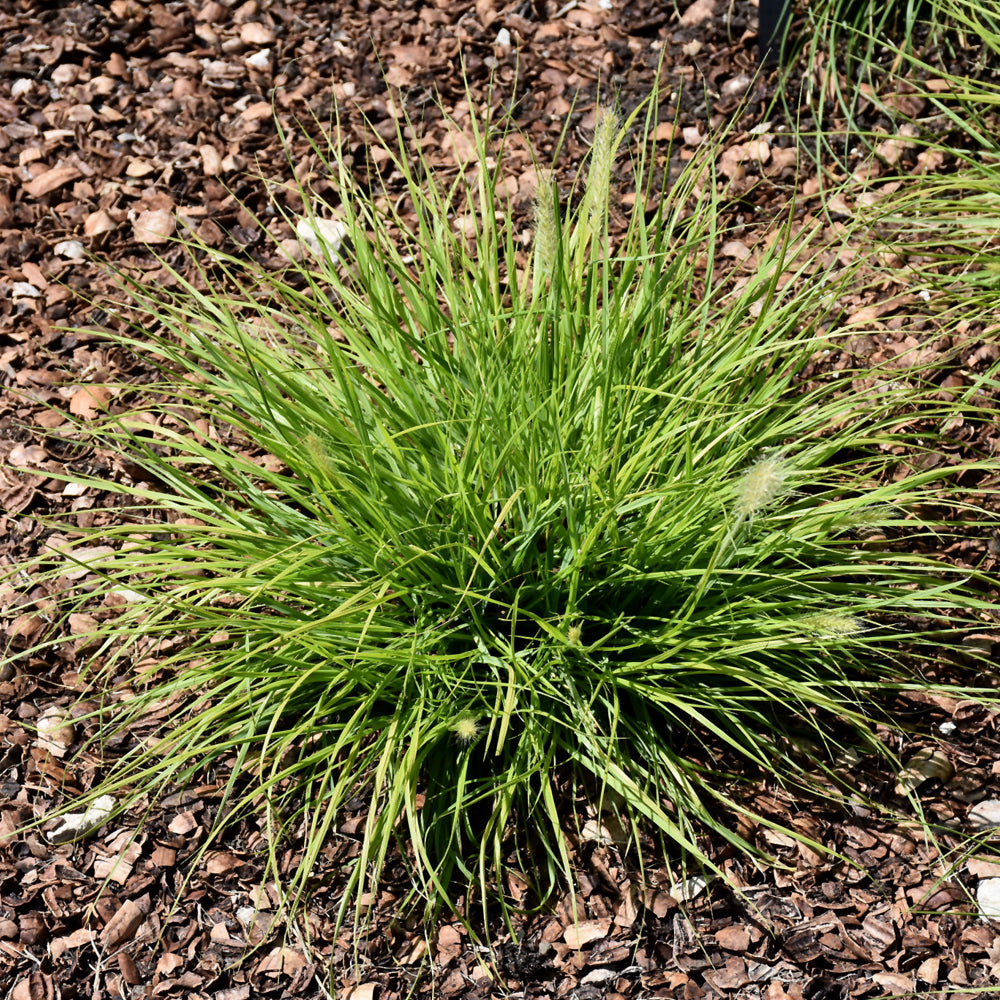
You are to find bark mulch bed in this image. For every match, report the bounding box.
[2,1,1000,998]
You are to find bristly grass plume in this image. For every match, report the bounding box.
[10,93,996,935]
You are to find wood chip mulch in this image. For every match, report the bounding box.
[2,1,1000,997]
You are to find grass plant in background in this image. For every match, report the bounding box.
[781,0,1000,75]
[774,0,1000,172]
[10,95,997,935]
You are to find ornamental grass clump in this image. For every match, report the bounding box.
[777,0,999,73]
[776,0,1000,169]
[15,99,994,926]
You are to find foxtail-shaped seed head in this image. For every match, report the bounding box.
[797,612,866,637]
[532,175,559,281]
[734,455,788,519]
[583,106,621,238]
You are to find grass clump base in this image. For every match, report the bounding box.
[14,96,996,937]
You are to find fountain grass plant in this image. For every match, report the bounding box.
[783,0,1000,73]
[775,0,1000,174]
[10,94,998,933]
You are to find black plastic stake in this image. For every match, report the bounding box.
[758,0,793,63]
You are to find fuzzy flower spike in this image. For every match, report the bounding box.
[734,455,789,521]
[451,714,482,746]
[532,172,559,284]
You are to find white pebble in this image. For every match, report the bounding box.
[969,799,1000,830]
[245,48,271,70]
[295,217,348,258]
[670,875,707,901]
[54,239,86,259]
[979,878,1000,920]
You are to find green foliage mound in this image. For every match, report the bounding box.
[22,102,993,925]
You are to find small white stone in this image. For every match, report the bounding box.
[721,73,752,97]
[235,906,257,928]
[54,239,86,259]
[969,800,1000,831]
[11,282,41,298]
[939,721,957,736]
[670,875,707,901]
[245,48,271,70]
[295,217,348,258]
[11,78,32,98]
[48,794,116,844]
[580,816,628,845]
[495,27,511,47]
[581,968,616,985]
[36,708,76,756]
[979,878,1000,920]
